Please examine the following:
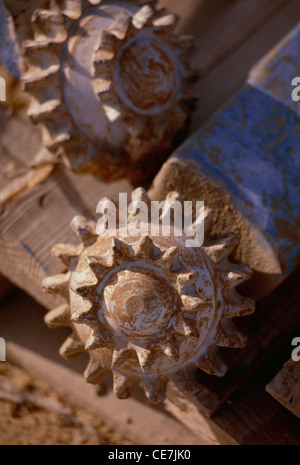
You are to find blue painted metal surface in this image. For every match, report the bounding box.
[172,23,300,273]
[0,0,21,78]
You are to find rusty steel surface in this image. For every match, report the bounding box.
[21,0,197,182]
[43,188,255,403]
[165,23,300,279]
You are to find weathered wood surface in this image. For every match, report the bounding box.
[212,365,300,445]
[165,330,300,444]
[164,0,300,131]
[164,0,290,76]
[266,359,300,419]
[165,379,300,445]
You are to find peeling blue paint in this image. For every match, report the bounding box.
[172,23,300,273]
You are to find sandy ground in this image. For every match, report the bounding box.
[0,362,134,445]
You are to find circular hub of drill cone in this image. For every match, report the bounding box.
[101,267,180,340]
[116,36,176,114]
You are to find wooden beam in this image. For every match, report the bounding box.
[164,353,300,445]
[161,0,290,75]
[266,359,300,419]
[160,0,300,131]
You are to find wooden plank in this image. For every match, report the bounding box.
[164,391,238,445]
[159,0,299,131]
[160,0,289,75]
[266,359,300,419]
[213,373,300,445]
[188,0,300,131]
[164,348,300,445]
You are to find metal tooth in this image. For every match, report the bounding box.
[84,350,108,384]
[112,348,133,369]
[204,232,239,263]
[194,346,228,377]
[31,10,71,42]
[70,216,97,242]
[112,238,134,260]
[159,246,179,269]
[85,328,112,350]
[23,41,63,68]
[42,273,70,300]
[215,320,247,348]
[131,187,151,206]
[59,333,85,359]
[177,271,198,289]
[95,30,120,60]
[223,293,256,318]
[113,371,137,399]
[181,295,208,312]
[152,13,178,30]
[44,304,71,328]
[132,5,154,29]
[101,98,122,123]
[161,337,180,362]
[134,236,155,259]
[135,348,158,373]
[52,243,81,268]
[108,12,131,40]
[144,377,168,403]
[220,264,253,289]
[171,34,194,53]
[44,189,255,403]
[50,0,83,20]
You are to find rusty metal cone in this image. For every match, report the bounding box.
[43,188,255,403]
[22,0,198,182]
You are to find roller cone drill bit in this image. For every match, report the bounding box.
[22,0,197,181]
[43,188,255,403]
